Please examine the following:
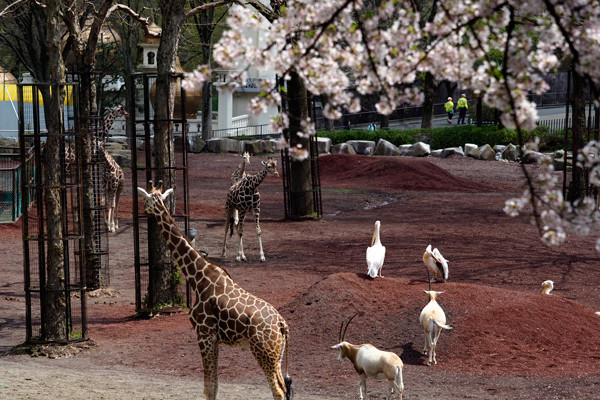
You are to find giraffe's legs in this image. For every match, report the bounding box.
[252,347,286,400]
[253,209,266,262]
[222,209,232,257]
[114,181,123,231]
[198,337,219,400]
[236,214,247,262]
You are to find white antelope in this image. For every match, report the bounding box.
[366,220,386,278]
[541,280,554,295]
[423,244,449,284]
[419,290,452,366]
[331,315,404,400]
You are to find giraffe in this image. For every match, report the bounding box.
[222,157,279,262]
[96,104,129,232]
[137,182,292,400]
[230,151,251,186]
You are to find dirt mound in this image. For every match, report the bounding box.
[319,154,498,192]
[281,272,600,378]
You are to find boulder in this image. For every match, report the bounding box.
[348,140,376,155]
[205,138,243,153]
[493,144,506,153]
[373,139,401,156]
[0,137,17,147]
[501,143,519,162]
[464,143,478,155]
[108,135,128,145]
[105,142,127,151]
[244,140,261,154]
[468,144,496,161]
[188,134,206,153]
[110,150,131,168]
[441,146,465,158]
[331,143,357,154]
[408,141,431,157]
[397,144,412,156]
[430,149,443,157]
[316,136,332,154]
[244,140,274,154]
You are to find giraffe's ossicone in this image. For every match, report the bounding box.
[138,182,292,400]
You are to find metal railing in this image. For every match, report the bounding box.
[212,124,275,138]
[0,147,34,223]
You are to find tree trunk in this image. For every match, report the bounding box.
[287,71,314,219]
[568,71,587,202]
[193,2,215,141]
[42,1,67,341]
[147,0,186,309]
[421,72,436,129]
[379,113,389,129]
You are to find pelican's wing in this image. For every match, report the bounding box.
[432,248,449,279]
[426,244,433,254]
[366,244,385,278]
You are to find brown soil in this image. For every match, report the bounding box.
[1,152,600,399]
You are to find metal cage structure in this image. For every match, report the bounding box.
[129,72,191,313]
[18,83,87,343]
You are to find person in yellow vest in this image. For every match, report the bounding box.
[457,93,468,124]
[445,97,455,124]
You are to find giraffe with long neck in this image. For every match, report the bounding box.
[222,157,279,262]
[137,183,292,400]
[97,104,129,232]
[230,151,251,186]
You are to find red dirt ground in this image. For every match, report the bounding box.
[1,152,600,399]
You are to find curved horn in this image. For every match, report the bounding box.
[147,180,154,191]
[340,314,357,342]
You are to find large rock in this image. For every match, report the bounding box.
[397,144,412,155]
[501,143,519,162]
[373,139,401,156]
[188,134,206,153]
[105,142,127,151]
[441,146,465,158]
[406,141,431,157]
[468,144,496,161]
[205,138,243,153]
[110,150,131,168]
[244,140,274,154]
[493,144,506,153]
[348,140,376,155]
[331,143,356,154]
[316,136,332,154]
[430,149,443,157]
[464,143,478,155]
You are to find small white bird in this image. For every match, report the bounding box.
[541,280,554,295]
[366,220,386,278]
[423,245,449,283]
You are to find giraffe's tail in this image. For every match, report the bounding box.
[281,322,293,400]
[228,214,235,238]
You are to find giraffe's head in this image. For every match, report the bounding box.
[137,182,173,217]
[242,151,251,165]
[262,157,279,178]
[110,104,130,120]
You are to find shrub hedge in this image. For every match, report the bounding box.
[317,125,565,152]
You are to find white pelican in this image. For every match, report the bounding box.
[423,245,449,283]
[366,220,386,278]
[541,280,554,295]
